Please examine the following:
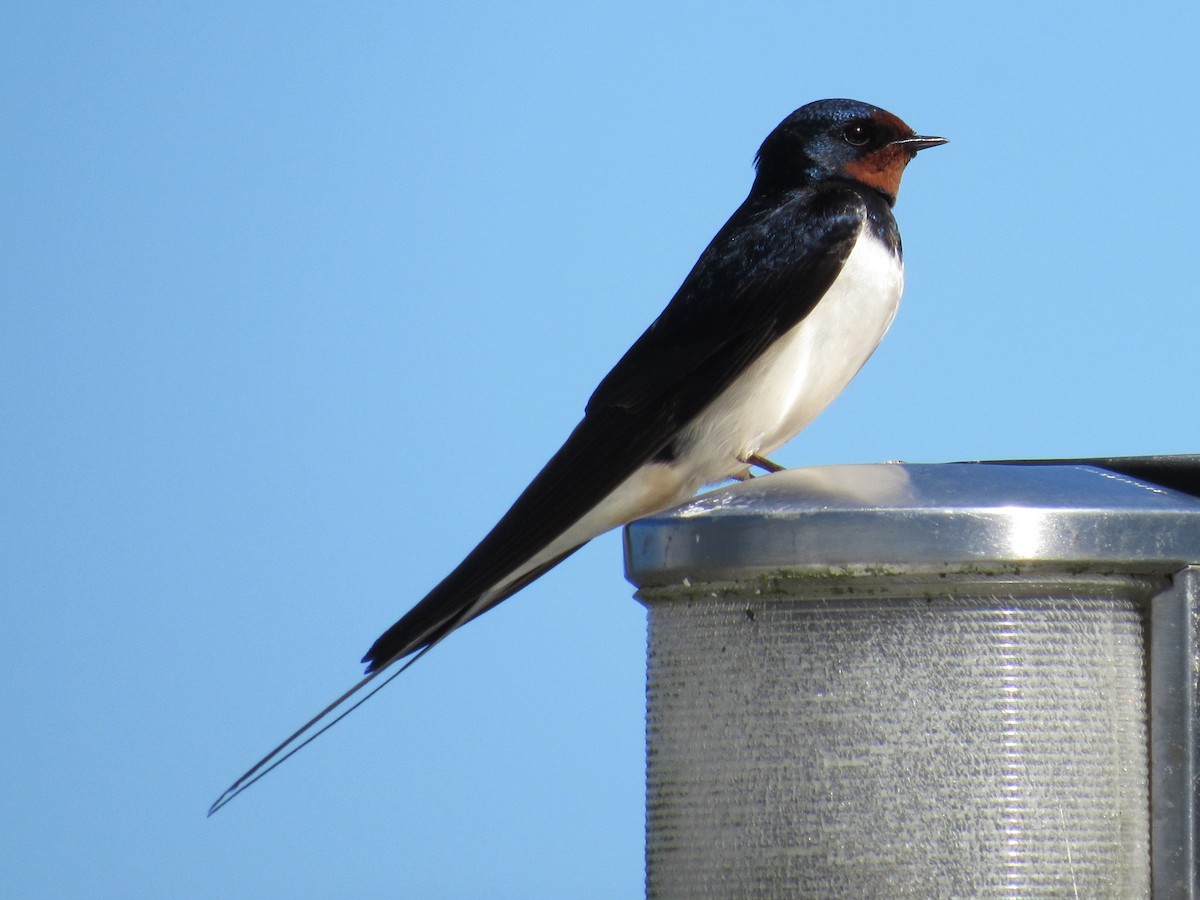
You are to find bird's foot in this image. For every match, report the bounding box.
[729,465,754,482]
[741,453,785,474]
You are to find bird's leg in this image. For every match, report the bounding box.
[744,453,785,474]
[729,465,754,482]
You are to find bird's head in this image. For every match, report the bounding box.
[753,99,946,206]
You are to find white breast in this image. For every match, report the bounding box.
[473,228,904,611]
[676,225,904,485]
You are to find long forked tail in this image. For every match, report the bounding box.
[206,580,498,817]
[207,545,586,815]
[209,405,678,814]
[207,646,429,816]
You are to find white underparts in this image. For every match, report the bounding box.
[481,223,903,610]
[675,223,904,484]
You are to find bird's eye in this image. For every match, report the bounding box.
[842,124,871,147]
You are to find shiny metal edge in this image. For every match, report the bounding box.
[625,463,1200,587]
[1150,567,1199,900]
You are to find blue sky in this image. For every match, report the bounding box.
[4,3,1198,898]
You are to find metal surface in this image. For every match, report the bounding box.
[627,463,1200,586]
[977,455,1200,501]
[1150,566,1200,899]
[624,462,1200,899]
[641,579,1153,898]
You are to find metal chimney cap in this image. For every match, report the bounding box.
[624,462,1200,587]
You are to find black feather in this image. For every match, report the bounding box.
[361,182,881,671]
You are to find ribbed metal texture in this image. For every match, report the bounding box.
[643,578,1151,899]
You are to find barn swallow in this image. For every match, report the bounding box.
[209,98,945,814]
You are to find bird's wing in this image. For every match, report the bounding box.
[586,185,868,416]
[209,185,867,815]
[361,185,868,670]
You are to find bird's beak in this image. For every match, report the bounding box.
[893,135,948,153]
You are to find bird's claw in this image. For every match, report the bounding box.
[741,453,785,474]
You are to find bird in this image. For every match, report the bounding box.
[209,98,945,814]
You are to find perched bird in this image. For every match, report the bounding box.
[210,98,945,814]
